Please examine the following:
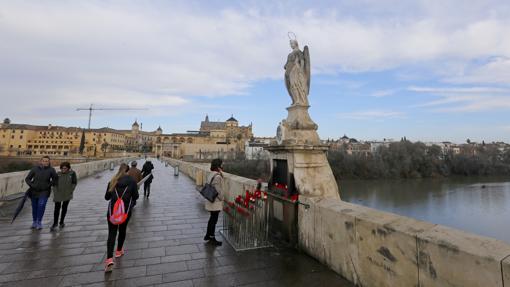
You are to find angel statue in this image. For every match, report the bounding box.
[284,36,310,106]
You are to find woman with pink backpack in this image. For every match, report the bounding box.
[104,163,139,272]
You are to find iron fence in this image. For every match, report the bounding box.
[220,190,271,251]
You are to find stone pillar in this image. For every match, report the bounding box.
[266,144,339,199]
[196,169,204,186]
[268,104,340,200]
[264,103,340,247]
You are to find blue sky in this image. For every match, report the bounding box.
[1,0,510,143]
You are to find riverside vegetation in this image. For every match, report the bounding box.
[0,159,33,174]
[223,141,510,180]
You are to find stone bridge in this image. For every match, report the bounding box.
[2,157,510,287]
[165,157,510,287]
[0,159,352,286]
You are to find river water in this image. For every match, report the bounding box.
[341,177,510,243]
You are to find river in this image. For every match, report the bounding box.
[341,177,510,243]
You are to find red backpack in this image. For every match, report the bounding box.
[108,187,131,225]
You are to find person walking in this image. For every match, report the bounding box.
[141,160,154,198]
[50,162,77,232]
[104,163,139,272]
[127,161,143,184]
[127,161,142,207]
[203,158,224,246]
[25,156,58,230]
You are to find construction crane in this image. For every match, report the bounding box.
[76,104,148,130]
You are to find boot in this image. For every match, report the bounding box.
[209,237,222,246]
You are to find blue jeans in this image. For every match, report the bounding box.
[31,196,49,223]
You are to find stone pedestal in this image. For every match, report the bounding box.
[267,144,340,199]
[277,105,320,146]
[269,105,340,200]
[286,105,318,130]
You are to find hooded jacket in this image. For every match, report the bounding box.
[53,170,77,202]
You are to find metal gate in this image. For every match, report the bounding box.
[220,188,271,251]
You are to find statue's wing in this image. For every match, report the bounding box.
[285,71,291,95]
[304,45,311,93]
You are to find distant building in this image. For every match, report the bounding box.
[245,137,273,160]
[0,115,253,160]
[326,134,371,156]
[0,119,158,157]
[368,138,395,154]
[156,115,253,160]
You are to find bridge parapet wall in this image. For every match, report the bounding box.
[163,157,510,287]
[0,157,137,199]
[299,196,510,287]
[163,157,261,199]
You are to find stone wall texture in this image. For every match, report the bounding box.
[0,157,137,199]
[163,158,510,287]
[163,157,261,200]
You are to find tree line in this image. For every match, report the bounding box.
[329,141,510,179]
[223,141,510,180]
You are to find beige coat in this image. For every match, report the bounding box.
[205,172,224,211]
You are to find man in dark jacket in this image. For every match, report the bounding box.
[25,156,58,230]
[141,160,154,198]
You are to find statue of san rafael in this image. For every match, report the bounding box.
[284,39,310,107]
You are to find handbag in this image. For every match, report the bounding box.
[200,174,219,203]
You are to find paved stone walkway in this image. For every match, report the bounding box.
[0,160,354,287]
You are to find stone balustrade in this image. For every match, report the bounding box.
[0,157,138,199]
[162,157,510,287]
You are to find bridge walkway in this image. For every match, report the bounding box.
[0,160,353,287]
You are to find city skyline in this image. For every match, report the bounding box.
[1,1,510,143]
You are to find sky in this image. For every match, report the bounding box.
[1,0,510,143]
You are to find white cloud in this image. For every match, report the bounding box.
[0,1,510,122]
[339,110,405,120]
[445,57,510,84]
[409,86,510,94]
[370,89,397,97]
[411,86,510,112]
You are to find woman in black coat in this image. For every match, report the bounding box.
[104,163,139,272]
